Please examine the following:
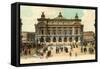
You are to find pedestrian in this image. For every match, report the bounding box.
[65,47,68,53]
[60,47,63,52]
[43,48,47,53]
[28,48,31,55]
[69,52,72,56]
[24,49,27,55]
[89,48,94,54]
[84,47,87,54]
[56,47,59,54]
[58,48,59,53]
[75,52,77,56]
[73,44,75,48]
[46,50,51,58]
[76,44,78,48]
[41,52,44,57]
[81,47,83,53]
[71,46,73,51]
[91,48,94,54]
[50,47,53,50]
[56,47,57,53]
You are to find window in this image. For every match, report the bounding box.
[53,37,56,42]
[64,27,66,29]
[69,30,72,35]
[75,29,78,34]
[46,37,50,42]
[58,30,61,34]
[59,37,62,42]
[69,27,72,30]
[48,30,50,35]
[40,36,44,42]
[68,27,72,35]
[53,27,56,30]
[64,37,67,42]
[53,30,56,35]
[69,37,72,42]
[58,27,61,30]
[75,36,78,42]
[41,30,44,35]
[75,28,79,35]
[64,30,67,35]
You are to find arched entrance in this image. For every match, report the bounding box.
[69,37,72,42]
[53,37,56,42]
[46,36,50,42]
[75,36,78,42]
[40,36,44,42]
[64,37,67,42]
[59,37,62,42]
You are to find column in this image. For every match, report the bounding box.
[78,37,80,42]
[72,27,75,42]
[49,27,51,35]
[44,27,45,36]
[72,37,75,42]
[44,37,46,44]
[67,37,69,45]
[67,28,69,35]
[35,36,38,44]
[61,27,63,36]
[78,27,80,35]
[62,37,64,44]
[36,37,39,49]
[56,37,58,44]
[50,36,53,43]
[51,27,53,35]
[37,37,40,44]
[78,36,80,46]
[56,27,58,36]
[72,27,75,35]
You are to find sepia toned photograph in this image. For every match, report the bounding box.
[19,4,97,64]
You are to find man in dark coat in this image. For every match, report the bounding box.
[84,47,87,54]
[64,47,68,53]
[46,50,51,58]
[69,52,72,56]
[60,47,63,52]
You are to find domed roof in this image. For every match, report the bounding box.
[54,12,66,19]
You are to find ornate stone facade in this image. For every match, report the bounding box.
[35,12,84,45]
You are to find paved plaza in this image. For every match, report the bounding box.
[20,45,95,64]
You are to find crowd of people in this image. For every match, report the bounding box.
[81,46,95,54]
[21,43,95,59]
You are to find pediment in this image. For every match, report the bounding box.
[73,22,81,25]
[37,22,47,27]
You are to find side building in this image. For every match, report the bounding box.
[21,32,35,48]
[83,31,95,46]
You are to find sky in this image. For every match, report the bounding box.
[20,5,95,32]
